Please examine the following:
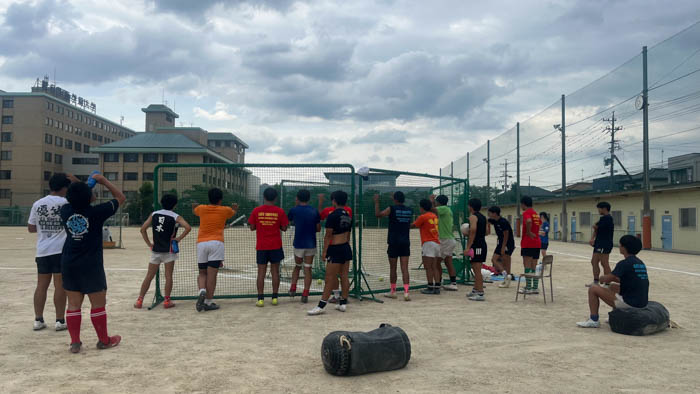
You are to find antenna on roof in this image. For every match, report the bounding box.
[120,116,124,125]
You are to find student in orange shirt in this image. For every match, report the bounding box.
[192,188,237,312]
[412,199,441,295]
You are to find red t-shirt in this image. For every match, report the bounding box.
[521,208,542,249]
[248,205,289,250]
[320,206,352,220]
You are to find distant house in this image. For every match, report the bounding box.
[668,153,700,184]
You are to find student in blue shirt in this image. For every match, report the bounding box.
[577,235,649,328]
[539,212,550,257]
[287,189,321,304]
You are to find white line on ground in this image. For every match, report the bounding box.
[550,251,700,277]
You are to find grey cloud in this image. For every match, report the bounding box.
[150,0,298,17]
[351,130,410,144]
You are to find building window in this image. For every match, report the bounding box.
[125,191,138,200]
[92,134,98,141]
[1,132,11,142]
[163,172,177,181]
[85,131,90,139]
[72,157,99,165]
[579,212,591,227]
[75,142,82,152]
[143,153,158,163]
[65,139,72,149]
[0,170,11,180]
[0,189,10,199]
[225,141,231,148]
[680,208,697,229]
[142,172,154,181]
[45,134,53,144]
[102,190,112,198]
[1,116,12,124]
[162,153,178,163]
[640,210,655,227]
[103,153,119,162]
[56,121,61,129]
[104,172,118,181]
[2,99,13,108]
[670,168,693,184]
[0,151,10,160]
[54,154,63,164]
[611,210,622,227]
[124,153,138,162]
[44,171,51,181]
[84,145,90,153]
[44,152,52,162]
[55,137,63,147]
[97,135,103,142]
[124,172,138,181]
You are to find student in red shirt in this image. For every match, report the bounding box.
[519,196,542,295]
[249,187,289,307]
[318,192,353,220]
[412,199,441,295]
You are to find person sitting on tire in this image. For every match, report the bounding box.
[577,235,649,328]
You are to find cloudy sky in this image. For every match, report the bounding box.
[1,0,699,176]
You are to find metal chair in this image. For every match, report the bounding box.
[515,255,554,304]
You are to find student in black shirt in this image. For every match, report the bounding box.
[61,174,126,353]
[374,191,413,301]
[308,190,353,316]
[487,206,515,288]
[134,194,192,309]
[465,198,489,301]
[577,235,649,328]
[588,202,615,287]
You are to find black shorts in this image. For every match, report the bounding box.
[62,262,107,294]
[540,242,549,251]
[387,242,410,258]
[521,248,540,259]
[198,261,222,270]
[593,245,612,254]
[36,254,61,274]
[256,248,284,265]
[494,244,515,256]
[471,243,487,263]
[326,243,352,264]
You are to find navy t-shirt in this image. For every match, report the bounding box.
[488,217,514,249]
[540,222,550,244]
[326,208,352,236]
[612,255,649,308]
[595,214,614,249]
[288,205,321,249]
[60,199,119,268]
[387,205,412,246]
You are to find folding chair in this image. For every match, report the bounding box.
[515,255,554,304]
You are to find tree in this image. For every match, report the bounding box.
[126,182,154,224]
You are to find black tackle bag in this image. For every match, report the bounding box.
[608,301,670,336]
[321,323,411,376]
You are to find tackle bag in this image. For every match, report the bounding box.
[321,323,411,376]
[608,301,670,336]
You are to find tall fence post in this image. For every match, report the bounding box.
[466,152,470,181]
[561,94,568,243]
[642,45,652,249]
[486,140,490,204]
[516,122,521,236]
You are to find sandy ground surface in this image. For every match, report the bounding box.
[1,226,700,393]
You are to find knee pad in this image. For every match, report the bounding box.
[303,263,313,268]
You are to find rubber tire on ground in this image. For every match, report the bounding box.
[321,331,351,376]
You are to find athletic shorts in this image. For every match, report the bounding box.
[62,261,107,294]
[36,254,61,274]
[197,240,225,265]
[387,242,410,258]
[521,248,540,259]
[614,293,632,309]
[198,261,222,270]
[326,243,352,264]
[593,245,612,254]
[294,248,316,258]
[257,248,284,265]
[150,252,178,265]
[494,243,515,256]
[421,241,441,258]
[540,242,549,251]
[470,243,487,263]
[439,238,457,258]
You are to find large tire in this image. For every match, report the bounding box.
[321,331,351,376]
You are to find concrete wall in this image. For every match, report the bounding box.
[145,112,175,132]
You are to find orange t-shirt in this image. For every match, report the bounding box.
[413,212,440,245]
[194,205,236,243]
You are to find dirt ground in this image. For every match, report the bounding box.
[1,226,699,393]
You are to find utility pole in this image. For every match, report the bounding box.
[555,95,568,242]
[603,111,622,193]
[516,122,521,227]
[484,140,490,204]
[500,159,510,193]
[642,46,651,249]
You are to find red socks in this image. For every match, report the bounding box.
[66,309,82,344]
[290,284,297,293]
[302,289,309,297]
[90,307,109,344]
[403,284,410,293]
[390,283,397,293]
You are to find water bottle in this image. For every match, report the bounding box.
[87,170,100,188]
[171,239,179,254]
[536,262,543,275]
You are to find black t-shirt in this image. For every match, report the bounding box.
[595,214,614,248]
[326,208,352,236]
[488,217,514,249]
[473,212,487,247]
[612,255,649,308]
[151,209,179,253]
[60,199,119,268]
[387,205,412,245]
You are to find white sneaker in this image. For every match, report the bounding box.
[442,283,458,291]
[55,321,67,331]
[335,304,347,312]
[499,276,511,288]
[33,320,47,331]
[518,287,529,294]
[307,306,325,316]
[576,318,601,328]
[468,292,485,301]
[403,292,411,301]
[384,292,397,299]
[585,281,598,288]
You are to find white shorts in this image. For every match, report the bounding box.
[294,248,316,258]
[150,252,178,265]
[614,293,632,309]
[421,241,441,258]
[197,240,225,264]
[439,238,457,258]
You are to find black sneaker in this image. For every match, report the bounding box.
[202,302,220,311]
[289,290,296,298]
[301,295,308,304]
[433,288,441,295]
[70,342,82,354]
[420,288,435,295]
[196,292,206,312]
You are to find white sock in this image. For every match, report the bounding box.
[503,270,508,277]
[205,299,213,305]
[199,288,206,295]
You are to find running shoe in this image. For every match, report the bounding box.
[133,298,143,309]
[442,283,458,291]
[585,281,599,288]
[300,295,309,304]
[576,319,600,328]
[55,321,67,331]
[271,298,278,306]
[404,293,411,301]
[467,292,485,301]
[335,304,347,312]
[33,320,46,331]
[420,288,435,295]
[518,287,530,294]
[256,300,264,307]
[529,288,540,294]
[163,299,176,309]
[70,342,82,354]
[307,306,325,315]
[202,302,220,311]
[96,335,122,349]
[384,292,397,299]
[196,291,206,312]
